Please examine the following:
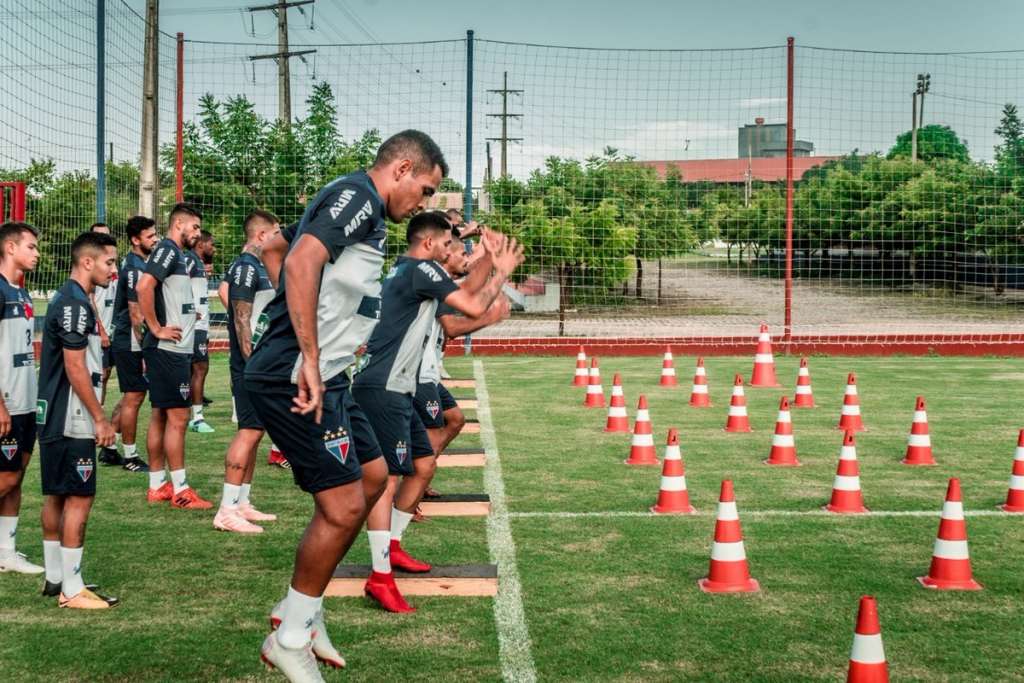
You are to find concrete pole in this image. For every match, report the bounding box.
[138,0,160,218]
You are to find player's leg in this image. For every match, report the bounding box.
[228,374,275,524]
[188,331,213,433]
[0,419,43,573]
[39,493,65,592]
[214,428,265,533]
[97,351,122,466]
[391,408,436,571]
[437,384,466,452]
[145,407,172,502]
[113,349,150,472]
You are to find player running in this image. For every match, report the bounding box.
[136,203,211,509]
[37,231,120,608]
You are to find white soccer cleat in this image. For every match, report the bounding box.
[213,508,264,534]
[260,632,325,683]
[238,502,278,522]
[269,603,346,669]
[0,550,45,574]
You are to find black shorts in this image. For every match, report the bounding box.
[245,379,364,494]
[413,382,445,429]
[438,384,458,412]
[143,348,192,409]
[193,330,209,363]
[40,438,97,497]
[102,346,113,370]
[113,348,148,394]
[351,386,434,476]
[231,370,263,431]
[343,388,383,465]
[0,413,36,472]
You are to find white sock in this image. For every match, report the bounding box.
[170,469,189,494]
[221,483,241,510]
[276,586,322,649]
[43,539,62,583]
[60,546,85,597]
[239,483,252,506]
[367,530,392,574]
[0,515,17,551]
[115,432,123,449]
[149,470,167,491]
[191,405,204,421]
[124,442,138,459]
[390,508,414,543]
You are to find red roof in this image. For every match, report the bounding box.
[637,157,840,183]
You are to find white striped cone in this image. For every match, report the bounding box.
[572,346,588,386]
[698,480,759,593]
[792,357,815,408]
[846,596,889,683]
[825,431,868,513]
[625,395,658,466]
[659,347,678,387]
[837,372,866,432]
[689,357,711,407]
[724,373,751,433]
[917,478,982,590]
[604,373,629,433]
[651,428,695,514]
[765,396,800,466]
[901,396,935,465]
[583,358,605,408]
[749,322,780,387]
[1001,429,1024,512]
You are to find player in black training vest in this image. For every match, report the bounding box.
[37,231,120,609]
[352,211,523,612]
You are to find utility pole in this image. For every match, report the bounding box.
[486,71,523,177]
[138,0,159,219]
[248,0,316,127]
[911,72,930,163]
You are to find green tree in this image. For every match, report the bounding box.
[994,103,1024,178]
[887,124,970,163]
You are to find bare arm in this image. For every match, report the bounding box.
[136,274,181,342]
[459,246,493,294]
[263,233,290,289]
[63,347,114,446]
[217,280,229,309]
[127,301,144,345]
[285,235,330,420]
[439,296,510,339]
[232,299,254,359]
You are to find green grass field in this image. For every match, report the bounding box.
[3,353,1024,681]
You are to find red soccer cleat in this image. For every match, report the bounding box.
[147,481,173,504]
[267,447,290,469]
[171,487,214,510]
[389,539,431,573]
[364,571,415,613]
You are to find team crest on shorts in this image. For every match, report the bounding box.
[323,428,351,464]
[198,343,208,356]
[1,440,17,461]
[179,383,191,400]
[395,440,408,464]
[426,401,440,420]
[76,458,94,482]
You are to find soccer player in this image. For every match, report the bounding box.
[246,130,446,678]
[0,222,43,575]
[37,231,119,608]
[106,216,159,472]
[186,230,215,433]
[136,203,211,509]
[213,211,280,534]
[352,212,522,613]
[88,224,117,411]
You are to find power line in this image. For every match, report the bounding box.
[247,1,317,126]
[486,71,523,178]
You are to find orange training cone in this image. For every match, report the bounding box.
[825,432,868,513]
[793,357,816,408]
[604,373,629,433]
[917,478,982,591]
[698,480,759,593]
[651,429,696,514]
[625,395,658,466]
[659,347,678,387]
[837,372,866,432]
[1000,429,1024,513]
[583,358,605,408]
[749,322,780,387]
[901,396,935,465]
[846,596,889,683]
[765,396,800,466]
[688,357,711,407]
[724,374,752,433]
[572,346,588,386]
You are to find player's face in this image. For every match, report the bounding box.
[445,239,467,276]
[427,229,453,264]
[200,239,215,263]
[180,217,202,249]
[389,163,442,222]
[12,233,39,272]
[91,246,118,288]
[135,227,159,256]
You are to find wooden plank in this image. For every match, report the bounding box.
[419,493,491,517]
[445,447,485,456]
[326,564,498,597]
[458,399,478,410]
[462,420,480,434]
[437,452,485,467]
[443,379,476,389]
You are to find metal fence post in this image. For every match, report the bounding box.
[96,0,106,222]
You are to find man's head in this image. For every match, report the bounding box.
[0,222,39,273]
[196,230,215,264]
[126,215,158,256]
[371,130,448,222]
[405,211,453,264]
[243,209,281,248]
[71,231,118,288]
[90,222,110,235]
[168,203,202,249]
[445,208,463,227]
[444,231,470,277]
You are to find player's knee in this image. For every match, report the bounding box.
[414,456,437,480]
[320,494,365,529]
[0,473,19,497]
[447,408,466,431]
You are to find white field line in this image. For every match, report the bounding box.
[475,360,538,683]
[509,509,1011,519]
